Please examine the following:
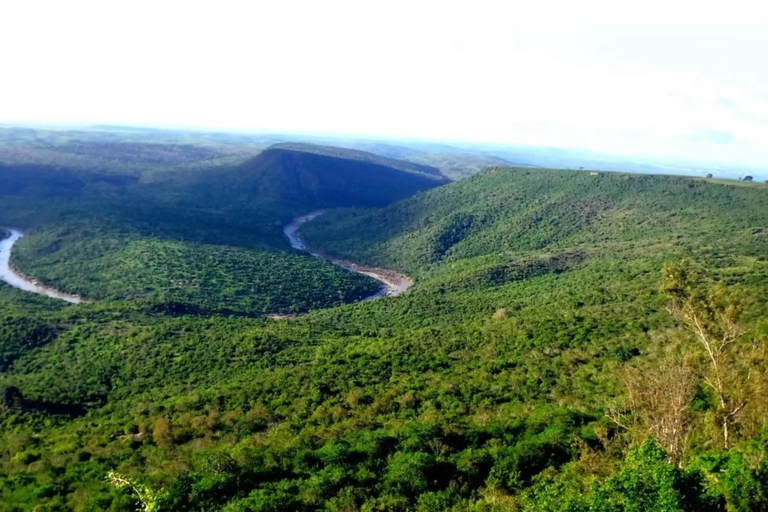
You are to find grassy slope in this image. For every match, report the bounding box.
[1,167,768,510]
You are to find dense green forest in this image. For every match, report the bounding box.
[0,142,447,315]
[267,143,446,180]
[301,168,768,277]
[1,138,768,512]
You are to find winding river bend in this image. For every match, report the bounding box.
[283,210,412,300]
[1,215,409,308]
[0,229,83,304]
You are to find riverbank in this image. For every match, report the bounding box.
[1,216,411,311]
[0,228,84,304]
[282,210,413,300]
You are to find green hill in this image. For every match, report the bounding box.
[302,168,768,276]
[1,166,768,511]
[167,145,448,210]
[0,143,448,315]
[269,142,446,179]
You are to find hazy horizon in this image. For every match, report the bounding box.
[2,0,767,169]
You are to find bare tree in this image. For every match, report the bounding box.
[607,356,697,464]
[661,260,755,449]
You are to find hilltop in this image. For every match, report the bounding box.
[269,142,446,180]
[168,144,448,211]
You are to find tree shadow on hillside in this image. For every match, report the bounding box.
[2,385,104,418]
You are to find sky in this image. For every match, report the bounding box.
[1,0,767,168]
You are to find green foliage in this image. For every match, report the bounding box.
[12,217,379,315]
[302,168,768,276]
[0,161,767,511]
[0,140,447,315]
[521,440,722,512]
[0,316,57,370]
[589,440,720,512]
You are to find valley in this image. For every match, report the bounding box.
[4,3,768,509]
[0,208,412,314]
[0,128,767,512]
[284,210,413,300]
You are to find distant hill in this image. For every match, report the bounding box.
[404,152,523,180]
[176,144,449,211]
[0,127,262,176]
[317,139,531,179]
[0,141,449,213]
[269,142,446,180]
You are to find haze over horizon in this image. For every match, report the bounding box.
[2,0,767,169]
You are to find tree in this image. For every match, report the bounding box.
[608,359,697,465]
[743,176,754,182]
[706,174,713,179]
[590,439,720,512]
[107,471,164,512]
[661,260,760,449]
[153,417,174,448]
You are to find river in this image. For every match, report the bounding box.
[283,210,412,300]
[1,216,409,308]
[0,229,83,304]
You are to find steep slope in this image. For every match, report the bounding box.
[302,167,768,277]
[173,145,448,211]
[269,142,445,179]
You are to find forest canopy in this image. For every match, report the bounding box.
[1,137,767,511]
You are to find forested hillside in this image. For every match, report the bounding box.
[168,146,448,210]
[2,162,768,511]
[0,143,446,315]
[269,143,446,179]
[302,168,768,276]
